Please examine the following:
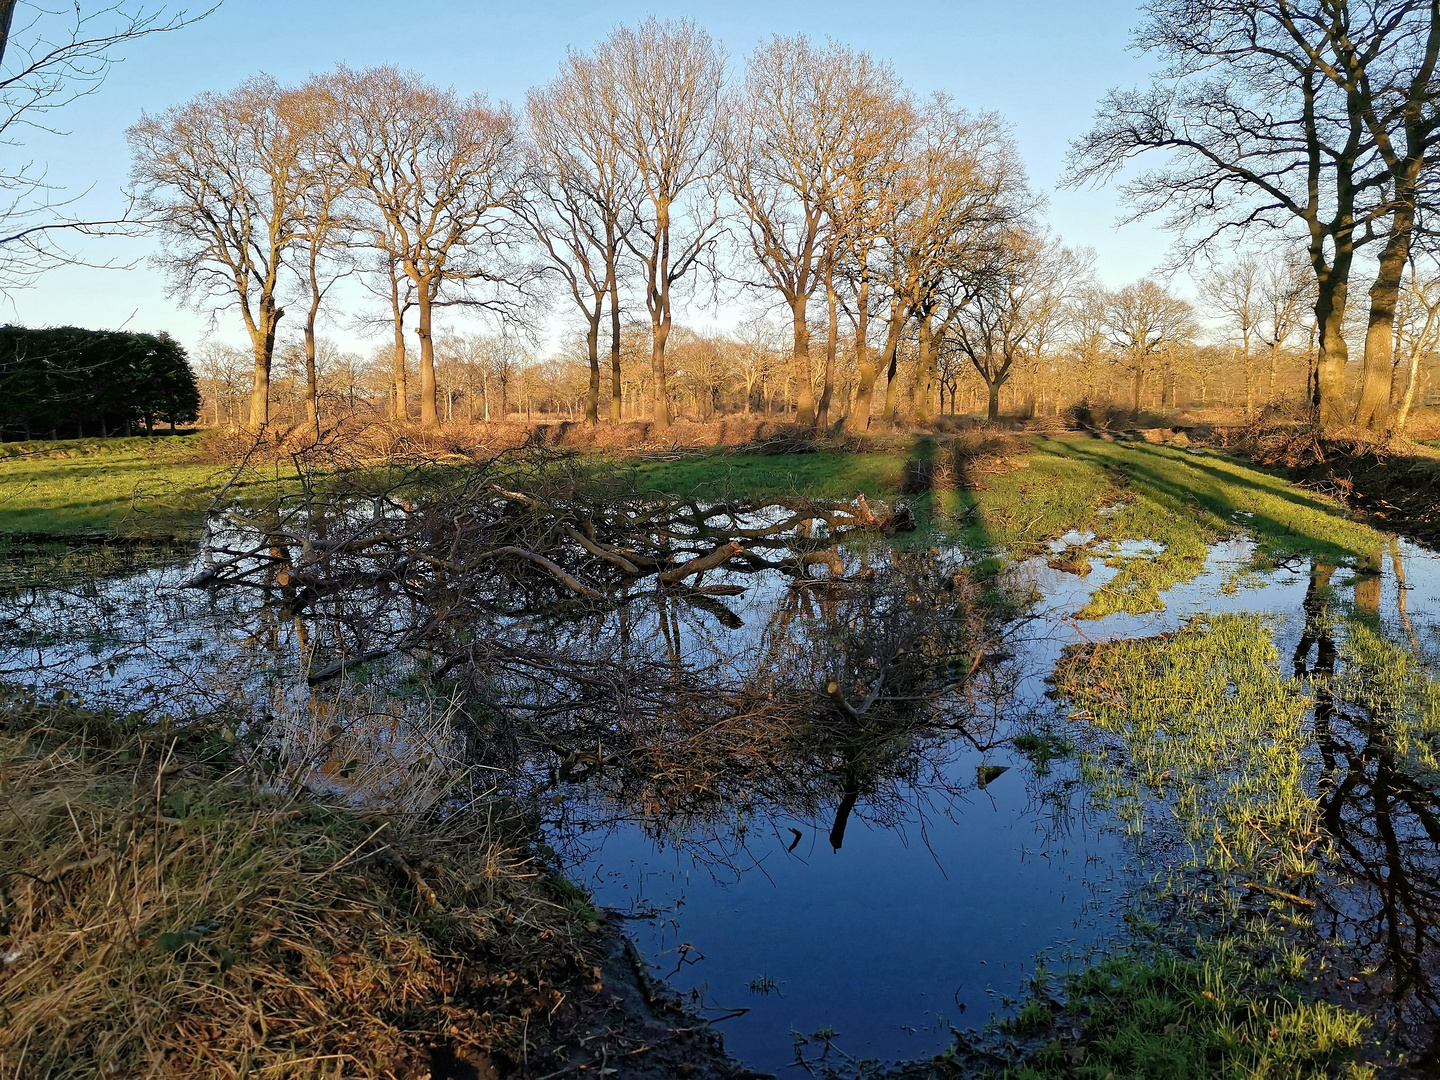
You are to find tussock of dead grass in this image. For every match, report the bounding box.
[0,700,589,1079]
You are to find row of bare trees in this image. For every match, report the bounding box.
[125,20,1084,433]
[130,9,1440,437]
[195,253,1440,436]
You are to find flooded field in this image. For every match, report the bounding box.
[4,468,1440,1074]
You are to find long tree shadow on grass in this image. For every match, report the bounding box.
[1054,437,1380,569]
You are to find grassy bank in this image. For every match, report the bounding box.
[637,434,1383,616]
[977,604,1440,1079]
[0,430,1383,567]
[0,695,596,1077]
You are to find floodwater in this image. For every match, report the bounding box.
[4,523,1440,1071]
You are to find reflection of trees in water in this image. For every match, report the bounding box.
[2,509,1017,883]
[539,551,1015,873]
[1293,557,1440,1055]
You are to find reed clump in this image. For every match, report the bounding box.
[0,697,588,1079]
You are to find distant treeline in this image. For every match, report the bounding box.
[0,326,200,441]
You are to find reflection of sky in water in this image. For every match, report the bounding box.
[547,536,1440,1070]
[5,528,1440,1070]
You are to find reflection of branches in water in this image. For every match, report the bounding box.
[1,449,1018,871]
[543,553,1013,847]
[1294,559,1440,1053]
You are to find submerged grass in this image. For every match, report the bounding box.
[1337,619,1440,779]
[0,695,590,1078]
[1055,614,1320,882]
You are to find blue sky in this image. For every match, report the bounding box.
[6,0,1174,354]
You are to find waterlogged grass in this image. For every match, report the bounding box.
[1009,941,1373,1080]
[632,437,1382,617]
[1056,614,1321,883]
[1338,620,1440,779]
[0,434,225,537]
[1016,440,1381,618]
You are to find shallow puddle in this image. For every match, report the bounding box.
[5,524,1440,1069]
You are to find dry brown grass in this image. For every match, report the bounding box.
[0,699,592,1079]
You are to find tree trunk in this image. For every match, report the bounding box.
[416,288,439,431]
[651,313,671,430]
[816,266,840,429]
[987,380,1001,422]
[1313,239,1353,430]
[792,300,815,427]
[881,334,903,426]
[303,302,321,442]
[391,306,408,423]
[609,273,623,424]
[1392,342,1422,437]
[585,317,601,426]
[857,309,901,431]
[845,274,875,430]
[1355,213,1411,432]
[247,300,279,430]
[914,315,938,425]
[1130,356,1144,415]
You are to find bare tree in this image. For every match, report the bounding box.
[1064,0,1409,429]
[591,18,724,432]
[129,76,304,429]
[1257,249,1313,401]
[1393,252,1440,434]
[726,36,905,428]
[1350,4,1440,431]
[953,229,1087,421]
[0,2,208,290]
[1104,278,1197,414]
[1063,281,1113,407]
[524,53,636,425]
[1201,255,1263,414]
[287,82,357,439]
[193,339,248,428]
[321,65,528,432]
[883,98,1030,425]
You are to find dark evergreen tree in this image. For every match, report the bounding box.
[0,326,200,439]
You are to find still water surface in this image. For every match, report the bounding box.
[4,529,1440,1070]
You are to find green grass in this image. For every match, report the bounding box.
[975,439,1382,618]
[629,449,910,500]
[1006,940,1372,1080]
[629,437,1383,617]
[1057,614,1320,882]
[0,435,226,537]
[1337,618,1440,780]
[0,432,1383,600]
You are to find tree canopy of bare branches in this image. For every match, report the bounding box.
[1064,0,1439,430]
[317,66,531,433]
[588,18,725,432]
[1103,278,1197,414]
[129,76,304,429]
[1,2,208,292]
[524,51,637,426]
